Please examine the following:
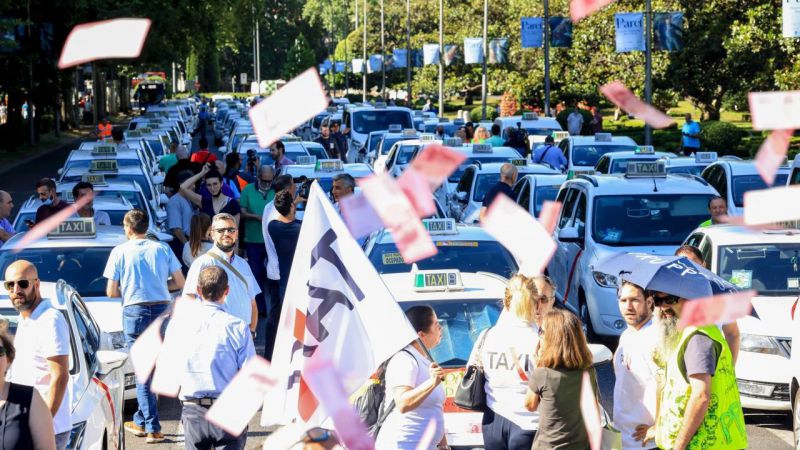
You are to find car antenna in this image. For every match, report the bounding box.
[652,174,658,192]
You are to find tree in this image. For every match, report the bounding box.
[284,34,317,79]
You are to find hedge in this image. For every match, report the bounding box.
[469,105,499,122]
[699,121,744,153]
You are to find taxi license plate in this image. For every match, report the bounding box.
[737,380,774,397]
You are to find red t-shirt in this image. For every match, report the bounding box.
[190,150,218,164]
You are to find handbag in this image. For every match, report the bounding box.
[454,327,491,411]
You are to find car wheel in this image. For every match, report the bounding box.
[579,295,598,343]
[793,391,800,450]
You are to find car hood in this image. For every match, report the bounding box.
[588,243,680,270]
[737,295,795,338]
[82,296,123,333]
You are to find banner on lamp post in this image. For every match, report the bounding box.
[443,44,461,66]
[784,1,800,37]
[368,54,382,73]
[464,38,483,64]
[614,13,645,52]
[549,17,573,48]
[521,17,544,48]
[653,12,684,51]
[423,44,440,65]
[412,49,423,67]
[392,49,408,68]
[351,59,364,74]
[488,38,509,64]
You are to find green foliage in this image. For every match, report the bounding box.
[556,109,593,135]
[284,35,317,80]
[469,105,498,122]
[700,121,745,152]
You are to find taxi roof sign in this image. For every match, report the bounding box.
[472,144,493,154]
[552,131,570,141]
[635,145,655,155]
[443,137,462,147]
[453,118,465,125]
[125,131,142,138]
[422,218,457,235]
[48,218,96,239]
[373,102,387,109]
[509,158,527,167]
[414,111,424,117]
[413,269,463,292]
[91,144,117,156]
[81,174,107,186]
[297,155,317,165]
[420,134,436,142]
[281,135,301,142]
[388,124,403,132]
[326,106,338,113]
[315,159,343,172]
[438,118,450,123]
[402,129,418,136]
[626,161,666,178]
[90,160,119,173]
[521,112,538,121]
[138,126,152,134]
[695,152,718,163]
[595,133,613,142]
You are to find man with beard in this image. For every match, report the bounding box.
[647,291,747,450]
[4,260,71,449]
[183,213,259,339]
[613,280,658,450]
[104,209,185,443]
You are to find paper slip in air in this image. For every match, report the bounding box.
[679,291,755,329]
[600,81,675,129]
[748,91,800,130]
[304,359,375,450]
[580,371,602,450]
[538,201,562,235]
[359,174,437,264]
[397,166,437,217]
[571,0,615,22]
[755,129,792,185]
[12,194,92,253]
[248,68,329,148]
[407,144,467,192]
[339,192,383,239]
[744,186,800,225]
[59,19,151,69]
[128,315,165,384]
[150,297,203,396]
[481,195,556,277]
[206,356,277,436]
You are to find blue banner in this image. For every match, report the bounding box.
[654,12,684,51]
[423,44,440,65]
[464,38,483,64]
[521,17,544,48]
[322,59,333,70]
[443,44,460,66]
[549,17,573,48]
[785,1,800,38]
[368,54,383,73]
[351,58,364,74]
[393,49,408,68]
[318,65,327,75]
[412,49,423,67]
[488,38,509,64]
[614,13,644,52]
[334,61,346,73]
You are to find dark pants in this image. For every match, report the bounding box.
[182,403,247,450]
[124,303,170,433]
[264,278,282,360]
[482,408,536,450]
[244,242,267,314]
[683,146,700,157]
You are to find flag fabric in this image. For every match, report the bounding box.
[464,38,484,64]
[549,17,574,48]
[262,182,417,427]
[521,17,544,48]
[393,49,409,69]
[653,12,684,51]
[614,13,645,52]
[352,59,365,74]
[423,44,440,65]
[368,54,383,73]
[488,38,509,64]
[58,18,151,69]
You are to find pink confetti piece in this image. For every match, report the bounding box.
[679,291,755,329]
[11,193,92,253]
[205,356,278,436]
[58,19,151,69]
[748,91,800,131]
[744,186,800,226]
[571,0,615,22]
[128,315,165,384]
[754,129,792,185]
[339,192,383,239]
[600,81,675,129]
[538,200,562,235]
[580,371,602,450]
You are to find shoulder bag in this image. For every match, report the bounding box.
[207,251,249,290]
[454,327,492,411]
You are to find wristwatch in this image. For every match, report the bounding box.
[250,330,257,339]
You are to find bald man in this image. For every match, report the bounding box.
[239,165,275,316]
[0,190,15,243]
[4,260,71,449]
[479,163,519,221]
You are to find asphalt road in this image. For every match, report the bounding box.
[4,121,792,449]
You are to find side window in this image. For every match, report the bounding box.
[685,233,704,249]
[559,141,570,162]
[718,168,729,200]
[699,237,713,269]
[558,188,579,229]
[572,192,587,235]
[456,167,475,193]
[519,182,531,210]
[595,157,609,173]
[512,180,525,199]
[71,295,100,373]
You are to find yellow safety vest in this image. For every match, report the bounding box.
[656,325,747,450]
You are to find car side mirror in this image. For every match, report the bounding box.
[57,168,64,176]
[558,226,581,242]
[96,350,127,378]
[455,191,468,202]
[589,343,612,366]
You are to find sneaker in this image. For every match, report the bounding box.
[146,432,165,444]
[124,421,146,437]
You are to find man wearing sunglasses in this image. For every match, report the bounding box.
[4,260,72,449]
[647,290,747,450]
[239,166,275,317]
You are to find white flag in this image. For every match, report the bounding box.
[262,182,417,426]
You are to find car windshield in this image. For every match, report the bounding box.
[368,134,385,153]
[400,299,501,368]
[369,241,518,278]
[395,145,419,165]
[449,157,521,183]
[610,157,658,174]
[231,134,248,152]
[353,111,413,134]
[312,114,327,129]
[534,185,561,217]
[718,243,800,296]
[666,165,705,176]
[572,144,637,167]
[731,174,788,207]
[0,247,113,297]
[94,190,147,212]
[259,150,308,166]
[592,194,714,246]
[63,174,154,201]
[65,159,143,171]
[424,123,457,136]
[380,137,415,155]
[146,140,164,156]
[305,145,328,160]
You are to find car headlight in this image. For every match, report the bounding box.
[110,331,127,350]
[592,271,618,288]
[740,333,781,355]
[67,421,87,450]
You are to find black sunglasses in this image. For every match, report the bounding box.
[4,279,36,291]
[214,227,237,234]
[652,293,680,306]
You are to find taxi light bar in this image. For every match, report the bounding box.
[420,134,436,142]
[81,174,108,186]
[413,269,463,292]
[695,152,718,163]
[522,112,538,121]
[373,102,387,109]
[48,218,96,239]
[552,131,570,141]
[438,118,450,123]
[326,106,338,113]
[422,218,457,235]
[297,155,317,165]
[509,158,527,167]
[138,127,152,134]
[62,190,74,202]
[388,124,402,132]
[594,133,613,142]
[635,145,655,155]
[443,137,462,147]
[453,118,465,126]
[414,111,424,117]
[91,145,117,156]
[125,131,142,138]
[90,160,118,173]
[402,129,418,136]
[625,161,666,178]
[472,144,493,154]
[315,159,343,172]
[281,135,301,142]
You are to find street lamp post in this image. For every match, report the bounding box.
[644,0,653,145]
[406,0,412,104]
[363,0,367,102]
[380,0,386,100]
[438,0,444,117]
[481,0,488,120]
[544,0,551,117]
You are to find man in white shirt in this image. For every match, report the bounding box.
[567,106,584,136]
[4,260,71,449]
[613,279,659,450]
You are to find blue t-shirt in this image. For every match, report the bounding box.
[682,121,701,148]
[103,238,182,306]
[482,182,516,208]
[532,144,568,171]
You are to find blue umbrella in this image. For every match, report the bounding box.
[597,252,738,300]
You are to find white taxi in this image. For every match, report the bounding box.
[0,280,127,450]
[493,113,563,149]
[283,159,374,218]
[684,226,800,412]
[662,152,722,176]
[593,146,676,175]
[557,133,638,176]
[431,143,523,207]
[513,173,568,219]
[701,160,791,216]
[382,268,612,448]
[11,194,135,234]
[449,161,558,223]
[548,162,718,338]
[383,135,444,178]
[370,127,420,172]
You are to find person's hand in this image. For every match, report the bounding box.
[429,363,445,385]
[632,424,655,446]
[201,162,211,174]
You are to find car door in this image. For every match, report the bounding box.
[563,190,588,307]
[516,179,532,216]
[548,187,580,301]
[595,156,610,174]
[452,167,475,220]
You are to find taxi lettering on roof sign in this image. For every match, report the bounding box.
[696,152,718,163]
[315,159,343,172]
[90,160,118,172]
[81,174,107,185]
[138,127,152,134]
[635,145,655,154]
[388,124,402,132]
[522,112,538,121]
[91,145,117,156]
[509,158,527,167]
[48,218,96,239]
[326,106,338,113]
[422,218,457,235]
[374,102,387,108]
[420,134,436,142]
[282,135,301,142]
[297,155,317,165]
[402,129,417,136]
[126,131,142,138]
[626,161,666,177]
[595,133,613,142]
[413,269,463,292]
[438,118,449,123]
[552,131,570,141]
[443,137,462,147]
[472,144,493,154]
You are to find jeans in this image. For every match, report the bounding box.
[182,403,247,449]
[55,431,70,450]
[244,242,267,314]
[124,303,169,433]
[482,408,536,450]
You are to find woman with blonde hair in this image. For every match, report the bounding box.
[525,309,593,450]
[472,126,490,143]
[182,213,213,267]
[467,274,541,449]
